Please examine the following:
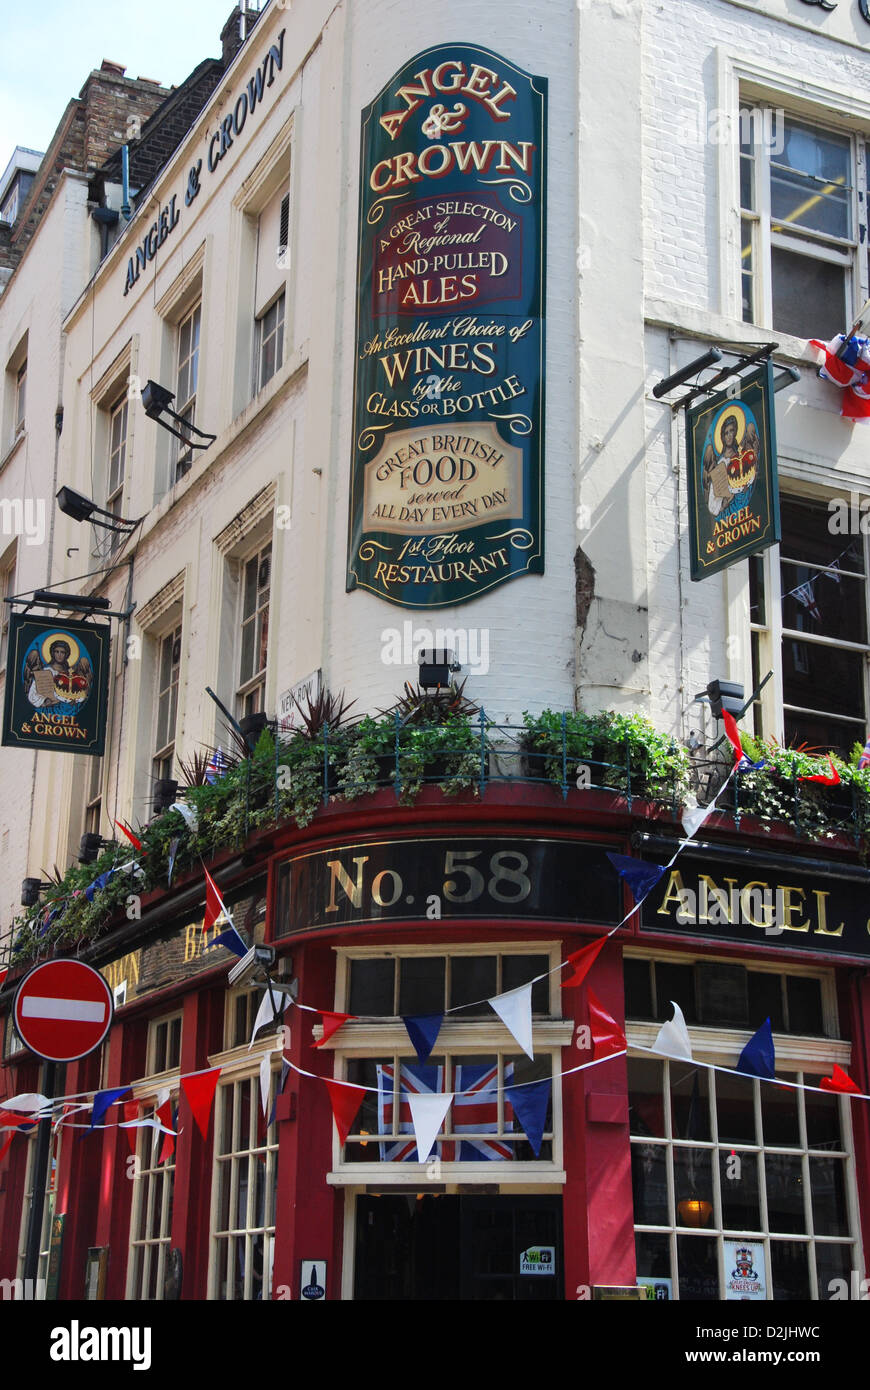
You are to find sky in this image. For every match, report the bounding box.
[0,0,249,180]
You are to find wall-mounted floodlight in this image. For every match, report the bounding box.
[78,832,116,865]
[418,648,460,689]
[56,486,142,536]
[21,877,52,908]
[238,711,272,751]
[141,380,216,451]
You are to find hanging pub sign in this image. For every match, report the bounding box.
[2,615,110,756]
[347,44,547,609]
[685,361,780,582]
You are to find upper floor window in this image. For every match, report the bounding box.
[255,295,285,393]
[153,624,182,783]
[0,544,16,672]
[173,303,201,482]
[236,542,271,720]
[749,494,869,754]
[252,184,289,396]
[83,755,103,840]
[4,336,28,453]
[14,362,26,435]
[107,393,128,545]
[741,112,864,341]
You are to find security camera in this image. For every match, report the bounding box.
[228,943,276,988]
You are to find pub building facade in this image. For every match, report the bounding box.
[0,0,869,1302]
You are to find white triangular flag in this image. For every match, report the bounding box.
[259,1051,272,1117]
[489,982,534,1059]
[681,799,713,839]
[119,1117,177,1135]
[170,801,198,832]
[407,1091,453,1162]
[248,986,289,1049]
[651,1001,693,1059]
[4,1092,50,1116]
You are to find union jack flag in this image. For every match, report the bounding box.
[205,746,227,784]
[376,1061,514,1162]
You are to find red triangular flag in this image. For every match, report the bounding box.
[155,1094,175,1163]
[0,1109,41,1129]
[123,1100,139,1154]
[561,936,608,989]
[722,711,744,765]
[181,1068,221,1140]
[819,1064,861,1095]
[0,1132,14,1162]
[587,988,627,1060]
[324,1080,366,1145]
[203,868,227,933]
[312,1012,356,1048]
[800,757,841,787]
[115,820,143,852]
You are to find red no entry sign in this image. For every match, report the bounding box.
[13,960,113,1062]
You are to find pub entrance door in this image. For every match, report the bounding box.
[353,1194,563,1300]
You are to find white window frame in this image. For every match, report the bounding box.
[152,623,182,784]
[16,1127,62,1296]
[748,489,870,748]
[0,543,16,673]
[325,942,571,1187]
[206,1043,282,1301]
[254,291,285,394]
[107,393,128,525]
[172,301,201,482]
[235,540,271,721]
[125,1091,178,1301]
[716,52,870,343]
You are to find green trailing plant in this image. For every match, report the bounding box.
[520,708,690,802]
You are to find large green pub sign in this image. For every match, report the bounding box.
[2,614,111,756]
[685,361,780,582]
[347,45,547,609]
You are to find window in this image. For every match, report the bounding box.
[329,946,569,1179]
[149,1013,182,1074]
[126,1094,177,1300]
[209,1071,280,1300]
[627,952,860,1300]
[107,394,128,537]
[251,184,289,396]
[14,362,26,435]
[740,111,865,340]
[749,494,869,753]
[236,542,271,720]
[16,1127,63,1294]
[0,545,16,671]
[255,295,285,393]
[153,624,182,783]
[83,756,103,839]
[172,303,201,482]
[4,335,28,452]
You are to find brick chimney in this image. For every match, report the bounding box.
[220,6,263,68]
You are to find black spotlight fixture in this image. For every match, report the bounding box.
[239,711,271,752]
[56,485,142,537]
[141,379,216,451]
[152,778,179,815]
[78,832,115,865]
[418,648,460,690]
[705,679,745,720]
[21,877,52,908]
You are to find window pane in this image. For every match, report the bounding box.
[781,564,867,645]
[719,1150,761,1231]
[805,1087,842,1151]
[747,973,783,1034]
[715,1071,757,1146]
[783,642,865,724]
[398,958,445,1015]
[677,1235,719,1300]
[348,959,394,1016]
[771,122,851,239]
[741,217,754,323]
[449,956,496,1015]
[809,1157,849,1236]
[635,1230,672,1283]
[674,1148,714,1228]
[786,976,824,1036]
[765,1153,806,1233]
[624,958,653,1019]
[671,1067,711,1143]
[771,246,846,341]
[628,1058,666,1138]
[816,1241,854,1299]
[762,1075,801,1147]
[632,1143,669,1226]
[655,963,696,1023]
[770,1239,811,1300]
[501,955,549,1013]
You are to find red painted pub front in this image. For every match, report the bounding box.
[2,783,868,1302]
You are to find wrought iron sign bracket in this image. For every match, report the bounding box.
[654,343,783,414]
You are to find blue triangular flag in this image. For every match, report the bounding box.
[736,1017,775,1079]
[84,880,98,903]
[402,1014,444,1065]
[204,926,248,958]
[606,852,665,903]
[506,1078,551,1157]
[89,1087,130,1132]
